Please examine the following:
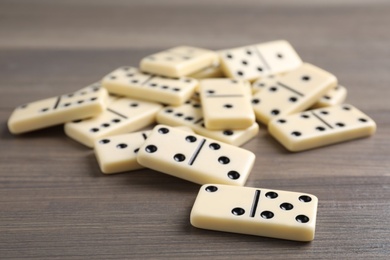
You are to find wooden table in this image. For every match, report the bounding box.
[1,1,389,259]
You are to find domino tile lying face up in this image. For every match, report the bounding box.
[64,97,162,148]
[156,99,259,146]
[8,82,109,134]
[102,66,198,106]
[190,184,318,242]
[268,104,376,152]
[199,79,255,130]
[219,40,302,82]
[140,46,219,78]
[251,63,337,124]
[94,126,193,174]
[136,125,256,186]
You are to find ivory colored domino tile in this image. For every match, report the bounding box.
[190,184,318,242]
[8,82,109,134]
[137,125,255,186]
[199,79,255,130]
[94,126,193,174]
[251,63,337,125]
[219,40,302,81]
[64,97,162,148]
[268,104,376,152]
[312,85,347,108]
[140,46,219,78]
[188,63,224,79]
[251,74,283,94]
[102,66,198,106]
[156,99,259,146]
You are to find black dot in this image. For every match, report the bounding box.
[277,53,283,59]
[231,80,238,84]
[185,135,197,142]
[63,103,71,107]
[131,80,138,83]
[90,97,97,101]
[324,95,331,100]
[261,211,274,219]
[301,114,310,119]
[296,215,310,223]
[90,128,99,132]
[252,98,260,104]
[320,111,329,115]
[101,123,110,128]
[149,83,157,87]
[316,126,326,131]
[20,104,28,109]
[265,191,278,199]
[289,97,298,102]
[112,119,121,123]
[226,54,233,59]
[165,109,173,113]
[299,195,312,203]
[77,100,84,104]
[280,203,294,211]
[227,171,240,180]
[110,76,117,79]
[302,75,310,81]
[242,60,248,65]
[224,104,233,108]
[184,116,194,121]
[193,104,201,108]
[209,143,221,150]
[343,106,351,111]
[237,71,244,76]
[246,50,252,55]
[99,139,110,144]
[161,85,169,89]
[67,94,74,98]
[145,145,157,153]
[359,118,368,122]
[207,90,215,94]
[127,73,134,77]
[269,86,278,92]
[277,119,286,123]
[271,109,280,115]
[185,100,191,104]
[134,148,139,153]
[336,122,345,127]
[116,143,127,149]
[258,83,265,87]
[205,185,218,192]
[158,127,169,134]
[174,153,186,162]
[223,130,234,136]
[175,113,183,117]
[231,207,245,216]
[130,103,138,107]
[291,131,301,137]
[257,67,263,72]
[218,156,230,164]
[173,88,180,92]
[185,79,192,83]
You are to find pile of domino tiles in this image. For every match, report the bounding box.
[7,40,377,242]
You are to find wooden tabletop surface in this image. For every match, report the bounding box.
[1,0,389,259]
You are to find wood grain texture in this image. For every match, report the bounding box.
[0,0,389,259]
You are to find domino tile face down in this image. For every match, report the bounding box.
[8,82,109,134]
[311,85,347,108]
[140,46,219,78]
[94,126,193,174]
[199,79,255,130]
[156,99,259,146]
[190,184,318,242]
[251,63,337,125]
[102,66,198,106]
[188,63,224,79]
[219,40,302,81]
[137,125,255,186]
[64,97,162,148]
[268,104,376,152]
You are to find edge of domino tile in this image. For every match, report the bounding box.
[267,104,377,152]
[7,87,109,135]
[190,184,318,242]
